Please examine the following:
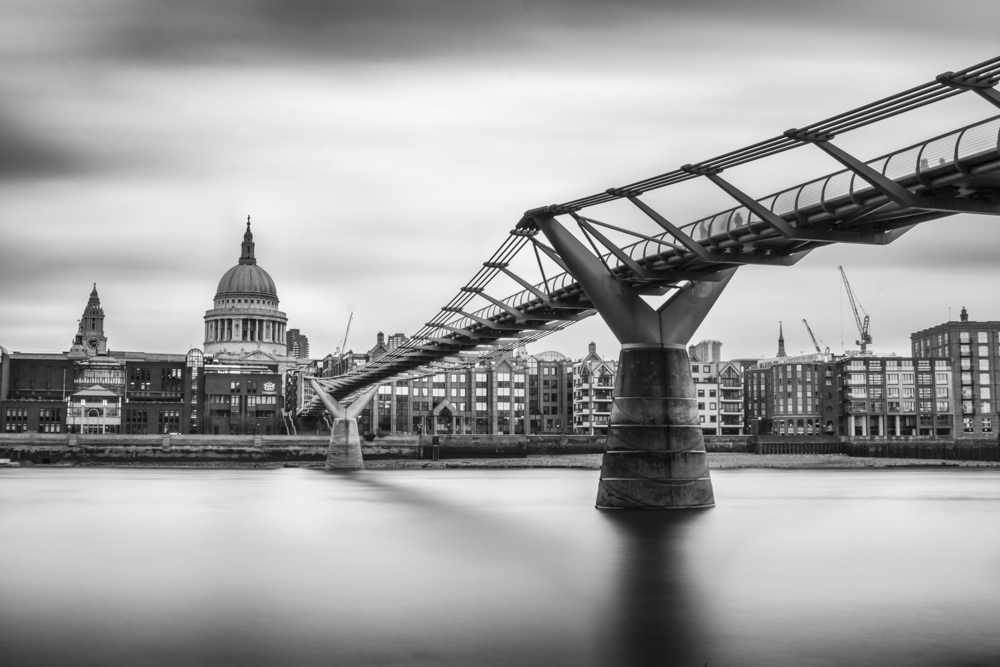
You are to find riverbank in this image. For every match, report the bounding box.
[46,452,1000,469]
[365,453,1000,469]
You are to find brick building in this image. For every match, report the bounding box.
[911,307,997,438]
[743,352,955,438]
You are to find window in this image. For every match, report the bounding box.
[887,387,900,399]
[964,417,975,433]
[230,381,240,393]
[979,332,989,344]
[960,331,970,344]
[981,388,991,400]
[887,374,899,384]
[980,359,990,371]
[937,401,950,412]
[709,390,717,398]
[936,387,949,398]
[983,418,993,433]
[869,374,883,385]
[902,387,915,399]
[697,389,705,397]
[936,373,949,385]
[901,374,914,384]
[980,346,989,357]
[981,402,992,413]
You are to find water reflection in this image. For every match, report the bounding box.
[599,512,705,667]
[1,468,999,667]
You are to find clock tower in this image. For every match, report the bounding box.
[70,284,108,357]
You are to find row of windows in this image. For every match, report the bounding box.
[963,417,993,433]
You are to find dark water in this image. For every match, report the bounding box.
[1,467,999,667]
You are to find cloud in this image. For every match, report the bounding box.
[0,114,85,179]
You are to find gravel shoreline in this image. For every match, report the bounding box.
[58,453,1000,469]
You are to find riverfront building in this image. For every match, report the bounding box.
[292,338,584,436]
[743,353,835,436]
[911,307,997,438]
[688,340,746,436]
[572,343,616,436]
[743,352,955,438]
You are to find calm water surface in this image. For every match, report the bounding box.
[1,467,999,666]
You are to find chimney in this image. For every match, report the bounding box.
[588,341,597,356]
[377,331,385,345]
[960,307,968,323]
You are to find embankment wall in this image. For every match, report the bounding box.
[2,433,997,463]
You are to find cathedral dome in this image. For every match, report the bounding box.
[214,218,278,299]
[216,264,277,298]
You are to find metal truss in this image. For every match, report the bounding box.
[299,54,1000,418]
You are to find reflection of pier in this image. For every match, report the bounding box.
[301,55,1000,508]
[598,512,706,666]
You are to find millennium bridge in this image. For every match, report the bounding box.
[300,54,1000,509]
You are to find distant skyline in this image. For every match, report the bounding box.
[2,0,999,362]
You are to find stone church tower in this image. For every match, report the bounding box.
[69,284,108,357]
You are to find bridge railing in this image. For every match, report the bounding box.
[612,115,1000,266]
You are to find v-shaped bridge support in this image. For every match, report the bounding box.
[308,378,379,470]
[534,215,735,509]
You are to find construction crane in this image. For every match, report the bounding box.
[838,266,871,354]
[336,312,354,359]
[802,319,829,354]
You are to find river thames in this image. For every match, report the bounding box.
[1,467,999,666]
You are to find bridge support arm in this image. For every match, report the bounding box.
[533,213,736,510]
[308,379,378,470]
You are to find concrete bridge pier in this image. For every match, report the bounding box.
[308,379,378,470]
[534,215,735,509]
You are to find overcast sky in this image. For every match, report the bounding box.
[1,0,999,364]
